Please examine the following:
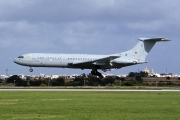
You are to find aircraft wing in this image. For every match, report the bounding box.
[70,55,120,66]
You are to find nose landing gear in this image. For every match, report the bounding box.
[29,67,33,72]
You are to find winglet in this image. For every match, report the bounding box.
[138,38,170,42]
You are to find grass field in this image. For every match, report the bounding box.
[0,91,180,120]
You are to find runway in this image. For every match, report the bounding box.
[0,88,180,92]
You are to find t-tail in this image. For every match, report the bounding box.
[120,38,170,63]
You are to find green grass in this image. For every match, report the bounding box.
[0,91,180,120]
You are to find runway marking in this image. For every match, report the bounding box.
[0,88,180,92]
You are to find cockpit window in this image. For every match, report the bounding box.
[18,56,24,58]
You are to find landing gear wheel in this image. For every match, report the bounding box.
[91,70,104,78]
[29,68,33,72]
[91,71,96,75]
[96,71,103,78]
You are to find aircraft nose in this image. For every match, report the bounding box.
[14,58,19,64]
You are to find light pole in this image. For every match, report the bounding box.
[14,80,16,87]
[48,79,50,86]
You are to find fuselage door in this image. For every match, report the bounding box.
[25,54,32,61]
[62,56,67,62]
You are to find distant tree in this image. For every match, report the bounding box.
[119,77,126,81]
[6,75,27,86]
[74,76,84,86]
[115,76,121,80]
[139,71,148,77]
[128,72,136,77]
[104,77,115,85]
[86,74,99,86]
[128,71,148,78]
[42,78,50,86]
[135,76,143,82]
[124,82,134,86]
[29,80,43,86]
[51,77,65,86]
[81,73,86,78]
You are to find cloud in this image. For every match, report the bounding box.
[0,0,179,75]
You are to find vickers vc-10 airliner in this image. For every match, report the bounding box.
[14,38,169,77]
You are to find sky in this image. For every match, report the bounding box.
[0,0,179,76]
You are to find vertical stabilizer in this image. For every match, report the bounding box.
[121,38,170,61]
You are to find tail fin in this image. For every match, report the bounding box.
[122,38,170,62]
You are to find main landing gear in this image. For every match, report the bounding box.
[91,69,103,78]
[29,67,33,72]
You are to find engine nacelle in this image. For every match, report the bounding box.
[113,59,137,64]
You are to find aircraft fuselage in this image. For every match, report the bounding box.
[14,53,136,70]
[14,38,169,77]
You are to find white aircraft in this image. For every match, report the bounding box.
[14,38,169,77]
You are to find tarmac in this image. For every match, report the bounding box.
[0,88,180,92]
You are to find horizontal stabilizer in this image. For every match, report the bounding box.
[138,38,170,42]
